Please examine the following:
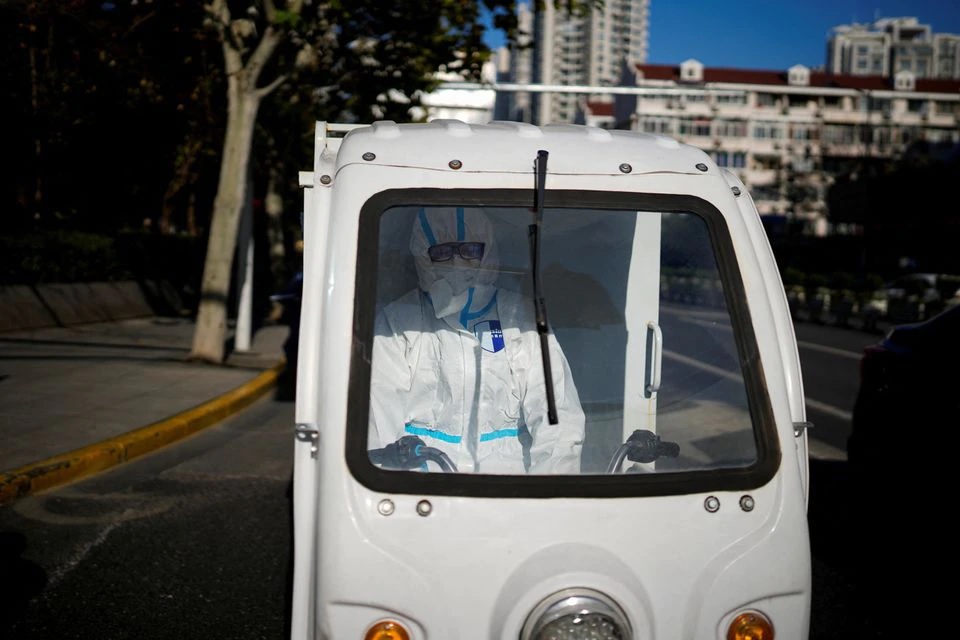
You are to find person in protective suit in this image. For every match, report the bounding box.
[368,206,585,474]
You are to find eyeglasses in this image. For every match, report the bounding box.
[427,242,485,262]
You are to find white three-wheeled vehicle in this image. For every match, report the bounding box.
[290,120,811,639]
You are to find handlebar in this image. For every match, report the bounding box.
[373,431,675,475]
[605,429,680,474]
[369,435,458,473]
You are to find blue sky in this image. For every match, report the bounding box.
[484,0,960,70]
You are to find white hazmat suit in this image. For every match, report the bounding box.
[368,206,585,474]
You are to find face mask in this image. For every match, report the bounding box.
[427,280,497,325]
[430,260,481,296]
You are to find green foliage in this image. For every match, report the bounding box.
[782,267,805,287]
[0,0,602,282]
[272,9,302,28]
[1,0,222,232]
[0,231,126,285]
[0,230,205,299]
[830,271,855,291]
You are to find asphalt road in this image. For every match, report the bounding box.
[0,391,295,640]
[795,320,881,458]
[0,321,883,639]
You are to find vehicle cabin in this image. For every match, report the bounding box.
[290,120,812,640]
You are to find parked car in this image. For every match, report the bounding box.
[847,304,959,608]
[867,272,960,324]
[850,302,959,464]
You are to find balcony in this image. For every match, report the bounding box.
[745,168,779,185]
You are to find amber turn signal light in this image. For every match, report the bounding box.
[364,620,411,640]
[727,610,774,640]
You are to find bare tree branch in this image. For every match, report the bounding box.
[246,25,281,87]
[254,73,287,99]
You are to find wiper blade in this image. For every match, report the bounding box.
[529,149,559,425]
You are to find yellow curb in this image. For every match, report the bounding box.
[0,360,286,506]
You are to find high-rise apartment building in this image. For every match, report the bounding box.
[827,17,960,79]
[493,2,535,123]
[528,0,649,124]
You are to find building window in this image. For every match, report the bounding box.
[823,124,856,145]
[868,98,890,114]
[714,151,729,166]
[715,119,747,137]
[753,121,783,139]
[678,117,711,137]
[821,95,842,109]
[756,93,777,108]
[716,93,747,105]
[641,118,672,134]
[935,101,960,116]
[873,127,892,146]
[791,124,817,141]
[732,152,746,168]
[925,128,949,143]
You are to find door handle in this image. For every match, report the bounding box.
[646,322,663,395]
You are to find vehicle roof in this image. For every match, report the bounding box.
[334,120,716,177]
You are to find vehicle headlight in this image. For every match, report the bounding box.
[521,588,632,640]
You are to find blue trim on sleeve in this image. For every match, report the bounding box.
[479,428,520,442]
[418,208,437,247]
[456,207,465,241]
[405,423,462,444]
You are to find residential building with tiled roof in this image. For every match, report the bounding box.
[614,59,960,235]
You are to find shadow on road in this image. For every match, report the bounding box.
[0,531,47,635]
[808,456,938,638]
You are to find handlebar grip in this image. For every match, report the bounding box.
[368,436,458,472]
[657,441,680,458]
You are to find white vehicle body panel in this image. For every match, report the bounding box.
[291,121,811,639]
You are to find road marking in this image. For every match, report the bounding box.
[663,349,740,381]
[805,398,853,421]
[807,439,848,461]
[796,340,862,360]
[664,349,854,422]
[666,306,865,361]
[47,521,118,589]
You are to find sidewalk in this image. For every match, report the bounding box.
[0,317,290,505]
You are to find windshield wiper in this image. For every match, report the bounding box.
[529,149,559,425]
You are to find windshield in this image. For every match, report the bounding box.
[349,193,778,495]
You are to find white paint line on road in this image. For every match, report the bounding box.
[663,348,741,381]
[665,311,860,463]
[807,439,848,461]
[796,340,862,360]
[666,306,865,362]
[46,521,118,589]
[664,348,854,421]
[804,397,853,421]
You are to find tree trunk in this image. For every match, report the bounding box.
[189,2,287,363]
[190,85,260,363]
